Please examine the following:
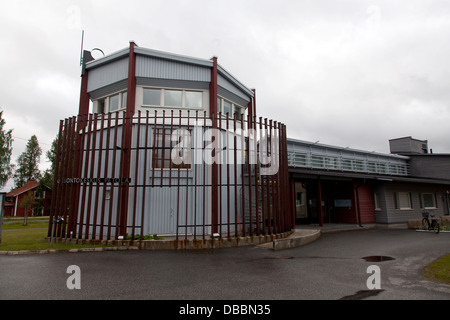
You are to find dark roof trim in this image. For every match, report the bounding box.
[289,167,450,185]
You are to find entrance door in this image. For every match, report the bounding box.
[294,182,308,224]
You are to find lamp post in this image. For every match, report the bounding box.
[50,216,64,247]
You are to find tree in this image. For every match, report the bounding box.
[13,135,42,188]
[0,111,13,189]
[19,192,35,226]
[40,134,58,188]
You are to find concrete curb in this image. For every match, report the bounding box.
[0,246,139,256]
[272,229,321,251]
[0,232,294,255]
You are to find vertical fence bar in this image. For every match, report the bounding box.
[253,115,260,235]
[193,111,198,240]
[246,114,253,236]
[185,110,190,240]
[92,113,105,240]
[202,111,207,239]
[226,114,231,238]
[131,111,141,239]
[258,116,266,234]
[48,120,64,237]
[68,114,84,238]
[176,110,181,241]
[78,114,92,238]
[107,112,119,240]
[218,112,223,237]
[161,110,166,187]
[85,113,98,239]
[99,112,112,240]
[57,118,70,237]
[233,114,239,237]
[56,118,70,237]
[63,117,77,237]
[140,110,150,240]
[240,114,246,237]
[115,111,126,239]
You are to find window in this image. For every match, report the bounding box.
[222,100,232,115]
[34,190,45,199]
[342,159,352,170]
[325,157,338,169]
[291,153,306,166]
[152,128,191,169]
[374,192,381,210]
[353,160,364,171]
[234,106,242,120]
[217,97,243,119]
[422,193,437,209]
[164,90,182,107]
[143,88,203,109]
[97,99,105,113]
[394,192,412,210]
[311,155,324,168]
[367,162,377,173]
[109,94,120,112]
[185,91,202,108]
[95,91,127,113]
[143,88,161,106]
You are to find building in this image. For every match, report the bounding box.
[287,137,450,226]
[49,43,449,244]
[49,42,292,242]
[4,181,52,217]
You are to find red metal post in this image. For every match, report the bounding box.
[118,41,138,237]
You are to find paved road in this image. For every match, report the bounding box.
[1,228,449,300]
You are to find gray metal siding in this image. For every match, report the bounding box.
[136,77,209,91]
[218,74,252,103]
[409,155,450,180]
[380,182,448,224]
[89,79,128,99]
[87,58,129,92]
[136,55,211,82]
[217,86,250,108]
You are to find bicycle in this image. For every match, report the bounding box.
[422,211,440,234]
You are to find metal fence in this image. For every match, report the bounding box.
[48,110,292,242]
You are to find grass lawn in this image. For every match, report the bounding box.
[0,217,112,251]
[422,254,450,285]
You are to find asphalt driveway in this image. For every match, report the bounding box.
[1,228,449,301]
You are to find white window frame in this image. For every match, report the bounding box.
[422,193,437,209]
[142,87,204,110]
[217,96,244,120]
[395,192,413,210]
[374,192,381,210]
[95,90,127,113]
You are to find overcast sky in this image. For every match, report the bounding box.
[1,0,450,191]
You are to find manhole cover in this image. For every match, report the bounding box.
[362,256,395,262]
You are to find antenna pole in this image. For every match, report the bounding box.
[80,30,84,66]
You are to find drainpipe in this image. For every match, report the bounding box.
[355,180,365,227]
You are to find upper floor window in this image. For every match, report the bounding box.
[95,91,127,113]
[143,88,203,109]
[217,97,243,120]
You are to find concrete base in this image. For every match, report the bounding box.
[270,229,321,251]
[46,231,295,251]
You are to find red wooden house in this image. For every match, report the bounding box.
[4,181,52,217]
